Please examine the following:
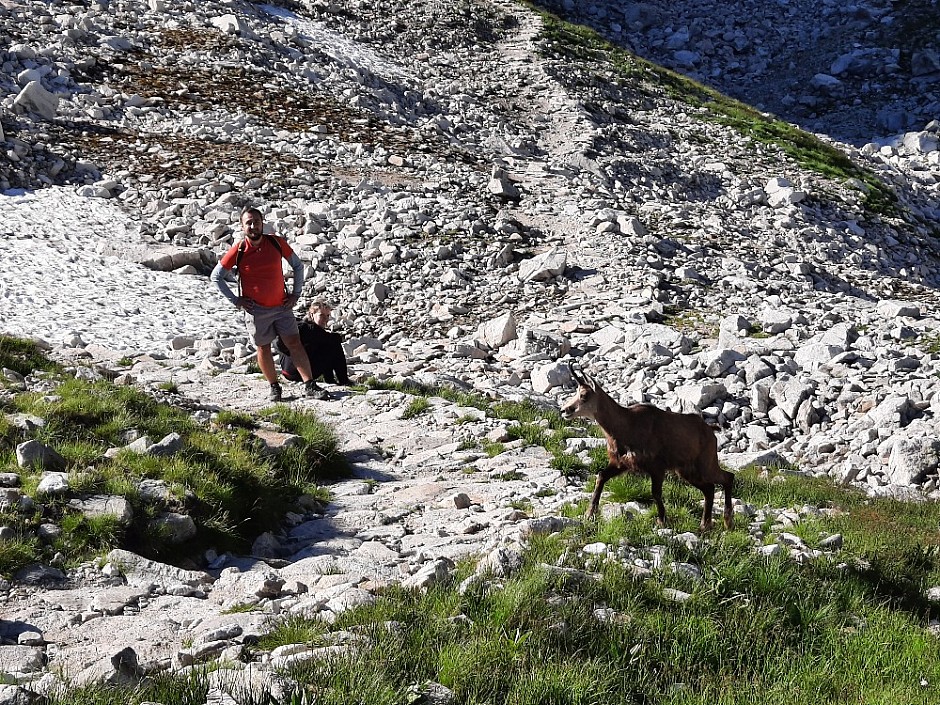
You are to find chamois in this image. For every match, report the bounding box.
[561,366,734,531]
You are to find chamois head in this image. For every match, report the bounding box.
[561,364,602,420]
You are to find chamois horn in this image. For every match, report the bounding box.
[569,362,595,390]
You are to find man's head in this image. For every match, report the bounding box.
[240,207,264,242]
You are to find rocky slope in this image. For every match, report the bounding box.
[540,0,940,143]
[1,0,940,699]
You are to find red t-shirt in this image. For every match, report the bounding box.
[219,235,293,307]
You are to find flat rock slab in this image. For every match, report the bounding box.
[0,645,45,674]
[39,585,149,616]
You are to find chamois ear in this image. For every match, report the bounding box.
[583,372,597,392]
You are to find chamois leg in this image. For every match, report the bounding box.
[722,470,735,529]
[650,472,667,527]
[698,483,715,532]
[586,464,618,519]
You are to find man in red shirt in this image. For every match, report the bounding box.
[211,207,331,401]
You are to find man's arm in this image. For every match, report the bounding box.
[286,253,305,306]
[211,262,240,305]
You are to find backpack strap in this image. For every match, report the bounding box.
[233,234,283,271]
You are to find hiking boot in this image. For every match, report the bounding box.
[268,382,283,402]
[305,380,332,401]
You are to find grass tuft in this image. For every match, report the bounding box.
[0,335,59,377]
[401,397,432,419]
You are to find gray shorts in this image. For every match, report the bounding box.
[245,305,299,347]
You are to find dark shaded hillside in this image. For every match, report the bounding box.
[530,0,940,144]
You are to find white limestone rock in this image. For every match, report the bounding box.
[674,382,727,411]
[210,14,245,34]
[518,248,566,282]
[106,550,212,590]
[210,568,286,607]
[530,360,572,394]
[885,437,940,486]
[477,312,517,349]
[876,300,921,319]
[16,442,66,473]
[699,349,745,377]
[13,81,59,120]
[794,342,843,371]
[486,166,520,201]
[67,495,134,526]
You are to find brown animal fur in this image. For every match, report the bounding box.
[561,368,734,531]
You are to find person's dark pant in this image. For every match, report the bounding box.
[278,323,349,384]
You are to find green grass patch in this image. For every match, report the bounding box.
[256,614,329,651]
[0,535,41,581]
[509,498,534,513]
[249,502,940,704]
[0,335,59,377]
[661,306,718,338]
[482,440,506,457]
[401,397,432,419]
[364,378,591,476]
[213,409,257,429]
[44,672,211,705]
[916,333,940,355]
[0,341,350,577]
[53,513,123,563]
[493,470,526,482]
[262,404,349,485]
[550,450,586,475]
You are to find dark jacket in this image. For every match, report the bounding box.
[276,319,350,384]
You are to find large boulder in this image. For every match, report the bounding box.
[95,241,213,272]
[12,81,58,119]
[477,312,517,349]
[15,442,66,472]
[885,436,940,486]
[518,248,566,282]
[106,549,213,590]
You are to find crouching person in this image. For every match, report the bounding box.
[210,207,332,402]
[277,299,352,387]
